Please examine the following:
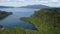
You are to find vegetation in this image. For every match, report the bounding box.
[0,25,3,28]
[0,8,60,34]
[0,26,38,34]
[0,27,25,34]
[0,10,12,19]
[20,8,60,34]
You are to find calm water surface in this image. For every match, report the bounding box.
[0,8,39,30]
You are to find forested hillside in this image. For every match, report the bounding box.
[21,8,60,34]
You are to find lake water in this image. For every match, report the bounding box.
[0,8,39,30]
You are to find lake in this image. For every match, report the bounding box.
[0,8,39,30]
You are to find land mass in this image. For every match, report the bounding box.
[19,5,51,9]
[0,10,12,19]
[20,8,60,34]
[0,6,14,8]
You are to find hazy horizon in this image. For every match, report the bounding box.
[0,0,60,7]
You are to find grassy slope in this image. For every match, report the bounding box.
[0,27,39,34]
[0,27,25,34]
[20,8,60,34]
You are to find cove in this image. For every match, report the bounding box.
[0,8,39,30]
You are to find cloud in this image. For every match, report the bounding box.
[0,0,60,7]
[39,0,60,4]
[51,0,59,2]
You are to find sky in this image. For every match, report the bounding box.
[0,0,60,7]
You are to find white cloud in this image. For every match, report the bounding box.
[0,0,60,7]
[51,0,59,2]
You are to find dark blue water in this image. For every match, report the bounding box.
[0,8,39,30]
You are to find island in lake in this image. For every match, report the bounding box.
[0,10,12,19]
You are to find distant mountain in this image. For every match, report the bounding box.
[0,6,14,8]
[19,5,51,9]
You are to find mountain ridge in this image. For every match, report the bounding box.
[19,5,51,9]
[0,6,14,8]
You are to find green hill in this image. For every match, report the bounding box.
[21,8,60,34]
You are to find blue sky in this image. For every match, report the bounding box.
[0,0,60,7]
